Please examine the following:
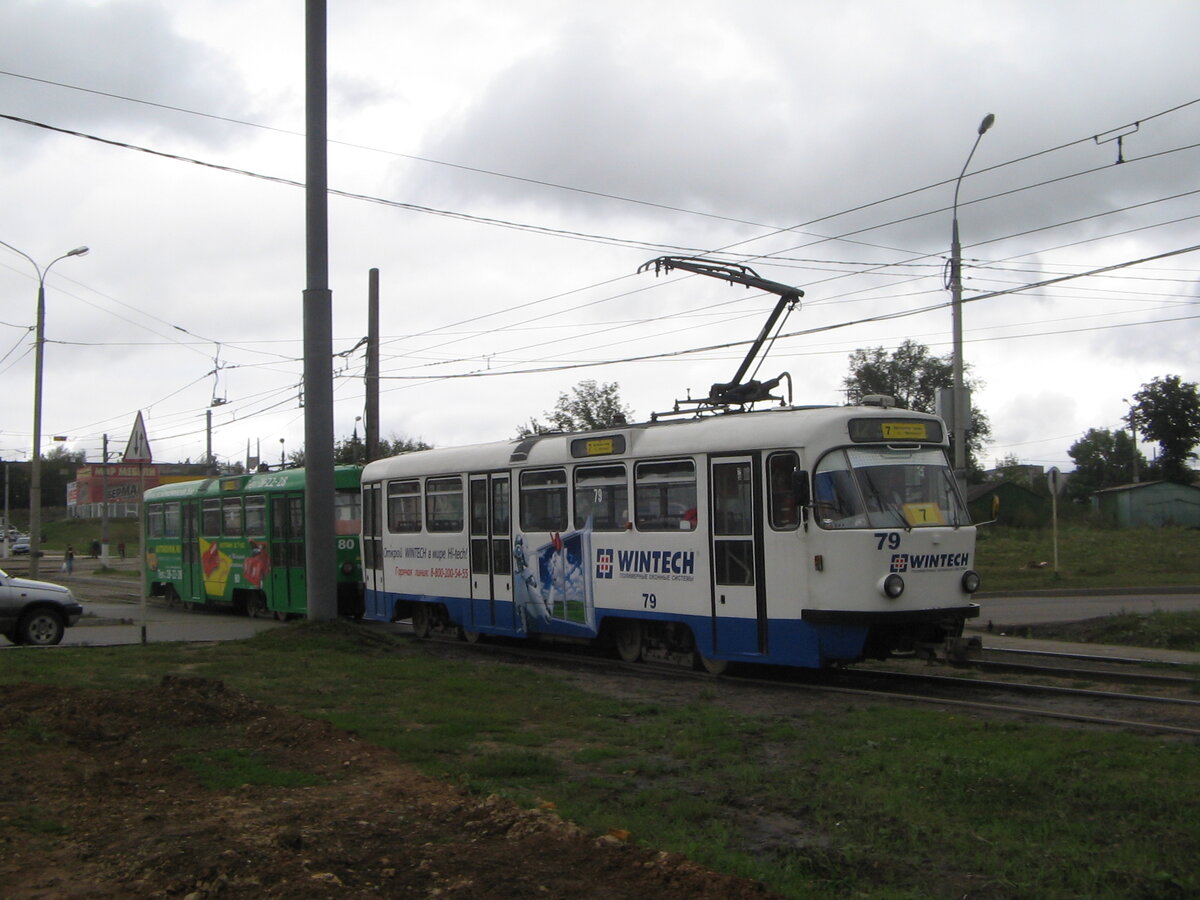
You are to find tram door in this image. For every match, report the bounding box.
[708,455,768,656]
[268,492,305,615]
[469,474,512,631]
[361,482,385,619]
[180,503,202,602]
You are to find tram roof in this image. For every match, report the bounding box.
[143,465,362,501]
[362,404,944,482]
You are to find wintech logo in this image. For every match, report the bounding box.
[595,547,697,581]
[891,552,970,573]
[595,548,614,580]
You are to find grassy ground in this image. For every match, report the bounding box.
[974,525,1200,592]
[3,623,1197,899]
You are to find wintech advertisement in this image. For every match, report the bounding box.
[512,526,595,635]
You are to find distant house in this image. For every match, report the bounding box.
[1090,480,1200,528]
[966,482,1047,527]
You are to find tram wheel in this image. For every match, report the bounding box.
[693,652,729,676]
[613,620,644,662]
[245,593,267,619]
[460,628,482,644]
[411,604,432,639]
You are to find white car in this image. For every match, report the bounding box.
[10,536,30,555]
[0,568,83,645]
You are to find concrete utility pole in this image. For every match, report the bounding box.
[100,434,109,565]
[949,113,995,487]
[303,0,336,620]
[365,268,380,464]
[0,240,89,578]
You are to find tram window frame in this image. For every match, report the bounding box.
[201,498,221,536]
[335,487,361,536]
[387,480,422,533]
[244,495,266,537]
[164,501,181,538]
[426,476,464,533]
[767,452,801,531]
[634,459,697,531]
[712,461,754,536]
[222,496,243,537]
[573,463,628,531]
[519,468,568,532]
[147,504,164,539]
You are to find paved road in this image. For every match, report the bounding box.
[970,589,1200,627]
[0,599,284,649]
[65,600,285,646]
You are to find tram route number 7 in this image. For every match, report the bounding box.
[874,532,901,550]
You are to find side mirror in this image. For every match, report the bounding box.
[792,469,811,508]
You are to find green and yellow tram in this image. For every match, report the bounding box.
[142,466,364,619]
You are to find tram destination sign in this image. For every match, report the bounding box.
[848,418,943,444]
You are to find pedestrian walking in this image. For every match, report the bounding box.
[65,545,75,574]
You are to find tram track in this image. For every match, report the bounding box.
[395,626,1200,739]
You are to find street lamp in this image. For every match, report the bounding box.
[948,113,995,485]
[0,240,89,578]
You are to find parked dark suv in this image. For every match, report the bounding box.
[0,568,83,645]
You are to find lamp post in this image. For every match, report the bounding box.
[949,113,994,486]
[0,240,90,578]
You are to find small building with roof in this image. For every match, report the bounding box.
[1090,480,1200,528]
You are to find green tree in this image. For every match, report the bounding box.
[1131,374,1200,484]
[518,380,634,437]
[1066,427,1146,500]
[42,445,86,509]
[291,434,432,468]
[843,340,991,477]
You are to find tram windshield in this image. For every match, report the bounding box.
[813,446,967,529]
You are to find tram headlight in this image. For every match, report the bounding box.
[341,561,355,576]
[880,573,905,599]
[961,570,981,594]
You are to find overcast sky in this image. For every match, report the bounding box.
[0,0,1197,478]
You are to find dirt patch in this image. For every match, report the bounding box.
[0,676,779,899]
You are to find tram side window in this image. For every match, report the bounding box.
[147,504,164,539]
[388,480,422,533]
[768,452,801,531]
[574,464,627,531]
[520,469,567,532]
[164,501,181,538]
[222,497,243,537]
[635,460,697,531]
[426,476,464,533]
[244,495,266,537]
[335,488,361,535]
[201,499,221,536]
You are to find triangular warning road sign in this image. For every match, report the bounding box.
[123,411,153,463]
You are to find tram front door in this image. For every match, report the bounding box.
[181,504,202,602]
[708,454,768,656]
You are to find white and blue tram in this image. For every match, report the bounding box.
[359,401,980,671]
